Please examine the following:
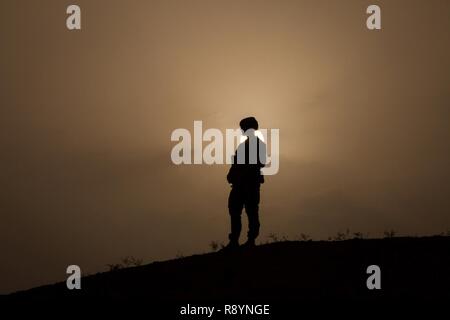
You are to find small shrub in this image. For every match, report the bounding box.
[298,233,311,241]
[353,232,364,239]
[121,256,143,267]
[268,233,279,242]
[209,241,219,252]
[106,256,143,272]
[333,231,347,241]
[106,263,123,271]
[383,230,396,238]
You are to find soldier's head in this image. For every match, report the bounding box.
[239,117,258,136]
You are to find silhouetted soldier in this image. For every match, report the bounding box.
[224,117,266,250]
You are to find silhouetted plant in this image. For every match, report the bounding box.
[333,231,347,241]
[106,256,143,271]
[383,230,396,238]
[121,256,143,267]
[298,233,311,241]
[268,233,279,242]
[353,232,364,239]
[209,241,219,252]
[106,263,123,271]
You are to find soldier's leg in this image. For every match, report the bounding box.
[228,187,244,243]
[245,186,261,241]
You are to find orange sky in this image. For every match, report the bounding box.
[1,0,449,293]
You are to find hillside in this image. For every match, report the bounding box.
[8,236,450,304]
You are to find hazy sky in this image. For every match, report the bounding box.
[1,0,449,293]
